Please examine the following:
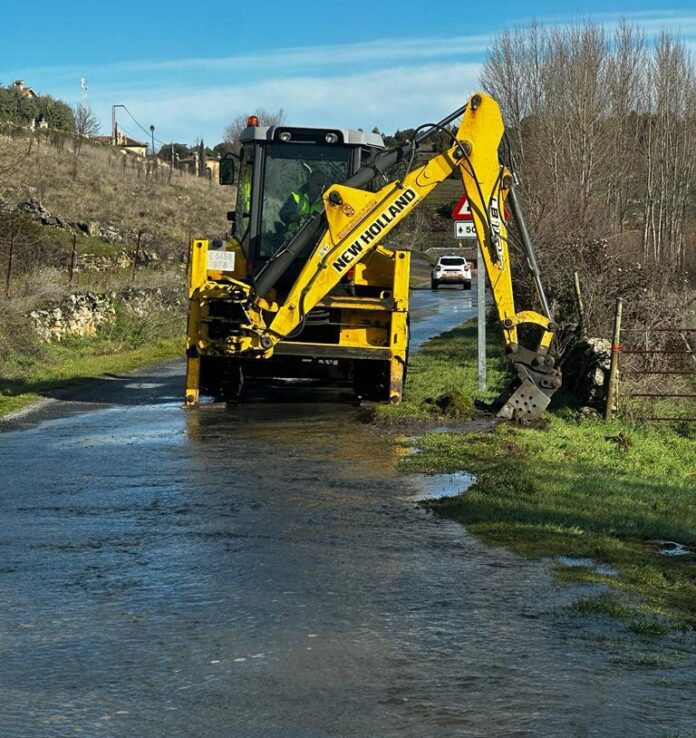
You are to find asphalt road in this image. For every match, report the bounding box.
[1,288,694,737]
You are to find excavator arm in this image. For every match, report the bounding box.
[196,93,561,418]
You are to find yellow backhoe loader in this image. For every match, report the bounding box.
[185,93,562,418]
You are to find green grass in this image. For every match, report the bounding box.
[0,311,183,418]
[46,225,137,258]
[396,321,696,629]
[373,320,509,425]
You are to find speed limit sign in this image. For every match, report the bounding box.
[454,221,476,239]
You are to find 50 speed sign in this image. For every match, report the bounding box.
[454,221,476,239]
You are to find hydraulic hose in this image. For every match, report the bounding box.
[507,187,552,320]
[344,103,469,190]
[253,214,326,299]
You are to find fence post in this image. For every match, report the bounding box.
[5,234,14,298]
[605,297,623,421]
[186,229,192,280]
[573,270,585,337]
[132,230,142,283]
[68,233,77,284]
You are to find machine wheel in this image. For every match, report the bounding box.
[431,280,439,290]
[220,361,245,402]
[353,360,390,402]
[463,281,472,290]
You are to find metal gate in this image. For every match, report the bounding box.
[605,298,696,422]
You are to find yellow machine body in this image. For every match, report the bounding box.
[185,93,561,416]
[185,238,410,405]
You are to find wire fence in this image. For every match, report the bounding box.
[605,298,696,423]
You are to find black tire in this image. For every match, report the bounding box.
[221,361,244,402]
[463,281,471,290]
[353,360,390,402]
[431,280,439,290]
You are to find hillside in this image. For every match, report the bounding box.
[0,124,233,414]
[0,124,231,256]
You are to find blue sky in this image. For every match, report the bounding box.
[1,1,695,147]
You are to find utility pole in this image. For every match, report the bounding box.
[150,124,155,157]
[111,104,125,145]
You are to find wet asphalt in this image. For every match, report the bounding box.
[1,287,694,737]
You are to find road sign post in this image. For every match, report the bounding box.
[452,194,486,390]
[477,245,486,392]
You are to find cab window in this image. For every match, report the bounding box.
[259,143,351,259]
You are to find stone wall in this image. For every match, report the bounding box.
[562,337,612,411]
[29,287,183,342]
[29,292,116,342]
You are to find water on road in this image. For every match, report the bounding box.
[1,289,694,737]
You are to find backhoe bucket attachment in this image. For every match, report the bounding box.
[491,351,562,420]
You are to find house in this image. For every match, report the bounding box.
[14,80,38,99]
[93,131,148,157]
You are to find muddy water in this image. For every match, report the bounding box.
[1,290,694,737]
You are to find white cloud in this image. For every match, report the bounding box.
[3,33,490,83]
[88,61,483,143]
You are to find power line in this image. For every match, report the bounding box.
[120,105,168,147]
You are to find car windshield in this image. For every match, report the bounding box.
[440,257,466,266]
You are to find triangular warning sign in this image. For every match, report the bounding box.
[451,194,473,220]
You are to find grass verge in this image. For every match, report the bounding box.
[373,320,509,425]
[0,311,183,418]
[393,320,696,629]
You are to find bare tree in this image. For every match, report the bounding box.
[604,22,647,231]
[481,19,696,337]
[223,108,285,153]
[642,32,696,267]
[72,103,101,137]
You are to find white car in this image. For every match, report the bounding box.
[431,255,472,290]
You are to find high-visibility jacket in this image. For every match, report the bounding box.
[285,190,324,234]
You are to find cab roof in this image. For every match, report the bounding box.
[240,125,385,149]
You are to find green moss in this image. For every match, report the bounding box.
[628,620,674,636]
[652,678,676,688]
[622,652,685,668]
[566,594,632,619]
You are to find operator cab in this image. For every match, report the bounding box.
[223,120,385,287]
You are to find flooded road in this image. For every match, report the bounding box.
[1,288,694,737]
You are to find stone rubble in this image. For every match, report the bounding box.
[17,196,141,245]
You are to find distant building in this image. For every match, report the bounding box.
[93,131,148,157]
[13,80,38,99]
[179,152,220,181]
[29,114,48,132]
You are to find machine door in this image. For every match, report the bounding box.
[257,143,351,262]
[233,144,256,247]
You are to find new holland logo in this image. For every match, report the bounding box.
[331,188,418,272]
